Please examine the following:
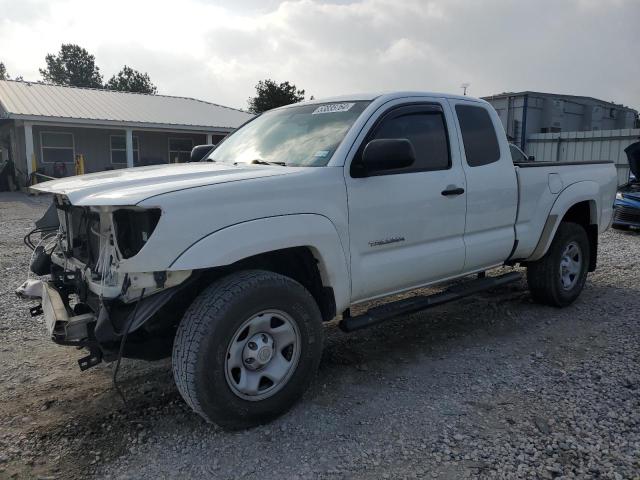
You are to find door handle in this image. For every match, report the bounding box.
[441,187,465,196]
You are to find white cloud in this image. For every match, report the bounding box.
[0,0,638,111]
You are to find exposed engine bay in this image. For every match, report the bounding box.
[18,195,194,369]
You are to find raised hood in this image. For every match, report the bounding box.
[30,162,302,205]
[625,141,640,181]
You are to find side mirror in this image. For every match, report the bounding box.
[528,155,535,161]
[189,144,216,162]
[360,139,415,175]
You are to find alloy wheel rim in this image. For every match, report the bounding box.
[224,309,301,401]
[559,241,582,290]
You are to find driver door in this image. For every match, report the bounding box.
[345,101,467,302]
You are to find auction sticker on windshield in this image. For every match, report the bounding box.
[312,103,355,114]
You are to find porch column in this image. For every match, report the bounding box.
[206,133,213,145]
[24,122,35,176]
[125,128,134,168]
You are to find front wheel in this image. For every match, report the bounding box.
[172,270,324,429]
[526,222,590,307]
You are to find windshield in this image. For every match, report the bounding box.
[206,101,370,167]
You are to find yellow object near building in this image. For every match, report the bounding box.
[75,154,85,176]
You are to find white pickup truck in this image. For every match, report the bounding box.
[22,92,617,429]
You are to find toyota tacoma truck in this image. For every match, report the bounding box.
[20,92,617,429]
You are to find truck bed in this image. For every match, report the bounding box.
[511,160,617,260]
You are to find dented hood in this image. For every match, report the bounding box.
[30,162,302,206]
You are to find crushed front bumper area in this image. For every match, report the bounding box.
[41,282,94,342]
[28,281,102,370]
[22,274,198,370]
[18,199,197,370]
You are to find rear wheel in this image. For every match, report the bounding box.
[172,270,324,429]
[526,222,590,307]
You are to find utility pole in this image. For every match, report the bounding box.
[461,83,470,96]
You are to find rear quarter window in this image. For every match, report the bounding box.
[455,105,501,167]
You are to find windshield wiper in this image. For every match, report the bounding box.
[247,159,286,166]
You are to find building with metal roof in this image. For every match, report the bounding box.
[482,90,637,151]
[483,91,639,186]
[0,80,254,186]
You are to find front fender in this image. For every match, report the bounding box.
[527,181,599,261]
[169,214,351,311]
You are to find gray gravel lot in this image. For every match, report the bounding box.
[0,192,638,479]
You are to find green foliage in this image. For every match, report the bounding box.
[38,45,158,94]
[247,79,306,114]
[0,62,21,81]
[105,65,157,94]
[39,44,103,88]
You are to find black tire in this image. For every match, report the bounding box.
[526,222,590,307]
[172,270,324,429]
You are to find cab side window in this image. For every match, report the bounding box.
[353,106,451,176]
[371,112,450,173]
[455,105,500,167]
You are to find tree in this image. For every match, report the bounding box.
[247,79,306,114]
[0,62,21,81]
[39,44,103,88]
[105,65,157,94]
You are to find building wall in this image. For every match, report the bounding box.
[485,93,637,150]
[527,129,640,186]
[27,124,223,178]
[0,123,13,163]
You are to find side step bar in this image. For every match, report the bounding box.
[339,271,522,333]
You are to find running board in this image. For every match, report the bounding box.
[339,271,522,333]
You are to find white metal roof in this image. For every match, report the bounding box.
[0,80,253,131]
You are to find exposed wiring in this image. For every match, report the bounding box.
[23,226,58,251]
[112,288,145,405]
[24,231,58,282]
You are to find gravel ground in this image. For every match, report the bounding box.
[0,191,638,479]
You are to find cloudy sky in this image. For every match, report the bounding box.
[1,0,638,111]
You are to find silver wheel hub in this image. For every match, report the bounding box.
[243,333,274,370]
[559,241,582,290]
[225,310,301,401]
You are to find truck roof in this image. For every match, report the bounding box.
[294,91,487,105]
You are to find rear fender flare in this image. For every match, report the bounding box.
[169,214,351,311]
[527,181,599,262]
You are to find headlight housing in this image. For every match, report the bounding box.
[615,192,624,201]
[112,208,161,258]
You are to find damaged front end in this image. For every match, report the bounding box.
[18,194,194,370]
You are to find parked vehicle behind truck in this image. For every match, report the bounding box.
[20,92,617,429]
[612,142,640,230]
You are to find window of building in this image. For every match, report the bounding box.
[455,105,501,167]
[364,108,450,174]
[110,135,139,164]
[40,132,74,163]
[168,138,194,163]
[211,134,227,145]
